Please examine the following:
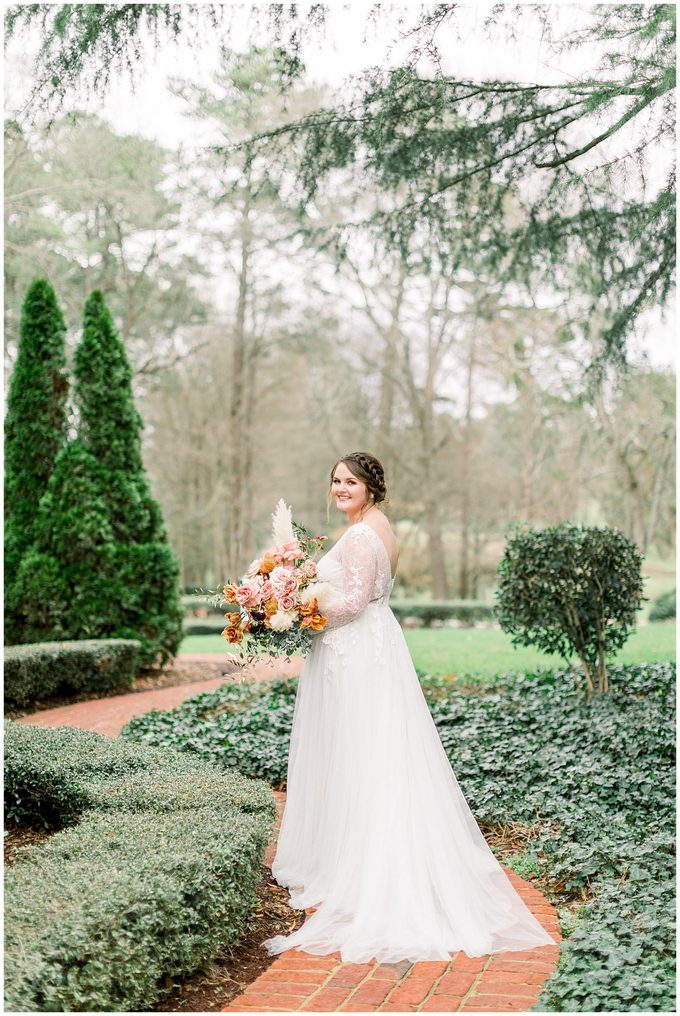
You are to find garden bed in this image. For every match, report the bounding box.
[4,721,278,1013]
[122,660,676,1013]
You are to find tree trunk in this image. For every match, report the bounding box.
[227,198,253,576]
[459,328,478,599]
[644,430,672,554]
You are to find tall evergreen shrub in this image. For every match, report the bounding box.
[4,279,69,644]
[73,290,183,666]
[13,291,182,667]
[13,440,123,643]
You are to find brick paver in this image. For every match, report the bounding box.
[223,792,561,1013]
[12,656,561,1012]
[15,654,303,737]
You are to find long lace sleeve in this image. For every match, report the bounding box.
[321,527,378,632]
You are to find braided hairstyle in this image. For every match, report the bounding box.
[326,451,388,522]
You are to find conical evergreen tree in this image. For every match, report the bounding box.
[4,279,69,644]
[72,290,183,665]
[13,441,122,642]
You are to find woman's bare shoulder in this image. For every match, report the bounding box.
[363,513,398,551]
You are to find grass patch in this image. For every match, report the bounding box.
[179,621,676,678]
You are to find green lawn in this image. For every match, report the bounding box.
[180,621,675,678]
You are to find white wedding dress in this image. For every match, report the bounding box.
[263,521,556,964]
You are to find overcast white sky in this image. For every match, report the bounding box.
[4,2,675,371]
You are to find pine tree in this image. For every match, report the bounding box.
[72,290,183,666]
[4,278,69,643]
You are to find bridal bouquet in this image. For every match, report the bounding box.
[206,499,335,672]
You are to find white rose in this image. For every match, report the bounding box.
[244,557,262,579]
[268,610,296,632]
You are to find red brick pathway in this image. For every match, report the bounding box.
[15,654,303,737]
[224,793,561,1013]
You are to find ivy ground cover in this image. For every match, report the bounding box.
[123,660,676,1012]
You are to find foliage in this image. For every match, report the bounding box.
[4,638,139,709]
[494,522,647,695]
[426,661,675,1013]
[4,114,210,375]
[122,659,675,1012]
[7,286,182,665]
[7,6,675,380]
[4,278,69,643]
[649,586,676,621]
[12,440,123,643]
[79,289,183,664]
[123,676,296,789]
[245,4,676,386]
[4,4,223,125]
[4,721,275,1012]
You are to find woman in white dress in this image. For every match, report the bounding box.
[264,451,556,964]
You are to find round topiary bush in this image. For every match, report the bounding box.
[494,521,647,695]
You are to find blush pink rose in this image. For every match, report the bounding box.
[280,539,302,562]
[235,579,263,607]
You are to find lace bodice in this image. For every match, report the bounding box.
[315,522,395,632]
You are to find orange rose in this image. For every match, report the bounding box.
[259,554,277,575]
[223,611,241,625]
[263,597,278,616]
[300,612,326,631]
[223,583,239,603]
[221,625,243,644]
[298,597,318,617]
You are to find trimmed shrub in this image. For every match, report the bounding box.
[4,279,69,645]
[649,587,676,621]
[4,721,276,1012]
[181,600,496,635]
[11,441,122,647]
[389,600,493,626]
[12,291,184,668]
[73,289,183,666]
[4,638,140,710]
[495,522,647,695]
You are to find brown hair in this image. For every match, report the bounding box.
[326,452,388,522]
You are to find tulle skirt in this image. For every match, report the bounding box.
[264,603,556,964]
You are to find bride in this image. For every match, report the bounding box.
[264,451,556,964]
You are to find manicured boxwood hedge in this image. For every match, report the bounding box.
[649,587,675,621]
[4,638,140,709]
[123,661,676,1013]
[181,595,495,631]
[4,721,276,1012]
[390,599,494,626]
